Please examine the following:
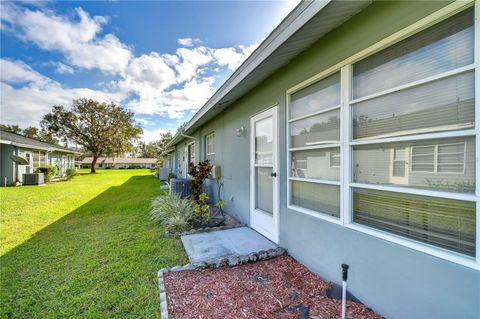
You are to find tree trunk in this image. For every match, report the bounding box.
[91,156,98,173]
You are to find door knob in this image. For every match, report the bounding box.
[270,172,277,177]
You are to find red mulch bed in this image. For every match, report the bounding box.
[163,255,383,319]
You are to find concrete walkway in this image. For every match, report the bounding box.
[181,227,279,265]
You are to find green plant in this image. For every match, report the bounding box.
[66,168,77,180]
[216,199,225,208]
[34,165,58,182]
[188,160,212,201]
[150,193,194,233]
[192,192,210,223]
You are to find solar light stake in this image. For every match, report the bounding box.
[341,264,349,319]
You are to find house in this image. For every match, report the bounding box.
[80,157,157,169]
[0,130,78,186]
[163,1,479,318]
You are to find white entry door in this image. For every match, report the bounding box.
[250,106,279,243]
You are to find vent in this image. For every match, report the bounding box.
[22,173,45,185]
[169,179,191,198]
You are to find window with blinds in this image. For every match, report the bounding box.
[353,188,476,257]
[288,72,341,219]
[205,133,215,163]
[350,7,476,257]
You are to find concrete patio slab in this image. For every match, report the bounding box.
[181,227,278,264]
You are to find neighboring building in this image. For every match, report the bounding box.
[164,2,479,318]
[80,157,157,169]
[0,130,78,186]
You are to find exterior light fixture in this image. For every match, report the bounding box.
[236,126,245,136]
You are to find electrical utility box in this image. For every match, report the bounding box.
[211,165,221,179]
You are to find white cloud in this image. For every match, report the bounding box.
[177,37,202,47]
[213,42,259,70]
[142,127,170,143]
[54,62,74,74]
[173,46,214,83]
[0,59,126,127]
[0,58,53,87]
[0,3,262,137]
[1,4,132,74]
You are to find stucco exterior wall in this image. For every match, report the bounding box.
[0,144,15,186]
[169,2,479,318]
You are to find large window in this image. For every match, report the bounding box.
[288,72,341,220]
[205,133,215,163]
[287,5,478,266]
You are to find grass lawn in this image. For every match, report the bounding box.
[0,169,187,318]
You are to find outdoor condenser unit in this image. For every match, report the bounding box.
[169,179,191,198]
[22,173,45,185]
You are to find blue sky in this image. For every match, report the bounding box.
[0,0,298,142]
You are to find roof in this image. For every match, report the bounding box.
[81,157,158,164]
[167,0,371,148]
[0,130,80,154]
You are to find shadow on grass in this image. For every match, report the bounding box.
[0,175,187,319]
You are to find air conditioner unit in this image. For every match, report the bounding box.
[169,178,191,198]
[22,173,45,185]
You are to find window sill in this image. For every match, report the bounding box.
[345,223,479,270]
[287,204,342,225]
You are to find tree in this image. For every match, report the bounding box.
[135,141,157,158]
[22,126,38,138]
[0,124,21,134]
[134,132,173,161]
[41,98,143,173]
[36,128,59,145]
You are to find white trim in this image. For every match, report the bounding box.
[288,104,341,123]
[349,182,477,202]
[288,177,340,186]
[341,65,352,225]
[288,144,341,152]
[474,0,480,264]
[346,223,479,270]
[288,204,342,225]
[350,64,475,105]
[250,105,280,244]
[349,129,476,146]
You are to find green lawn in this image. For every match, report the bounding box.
[0,169,187,318]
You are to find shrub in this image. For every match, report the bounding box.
[34,165,58,182]
[188,160,212,201]
[150,194,194,233]
[192,193,210,223]
[66,168,77,180]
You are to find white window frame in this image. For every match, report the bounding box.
[286,69,342,225]
[205,132,215,162]
[286,1,479,270]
